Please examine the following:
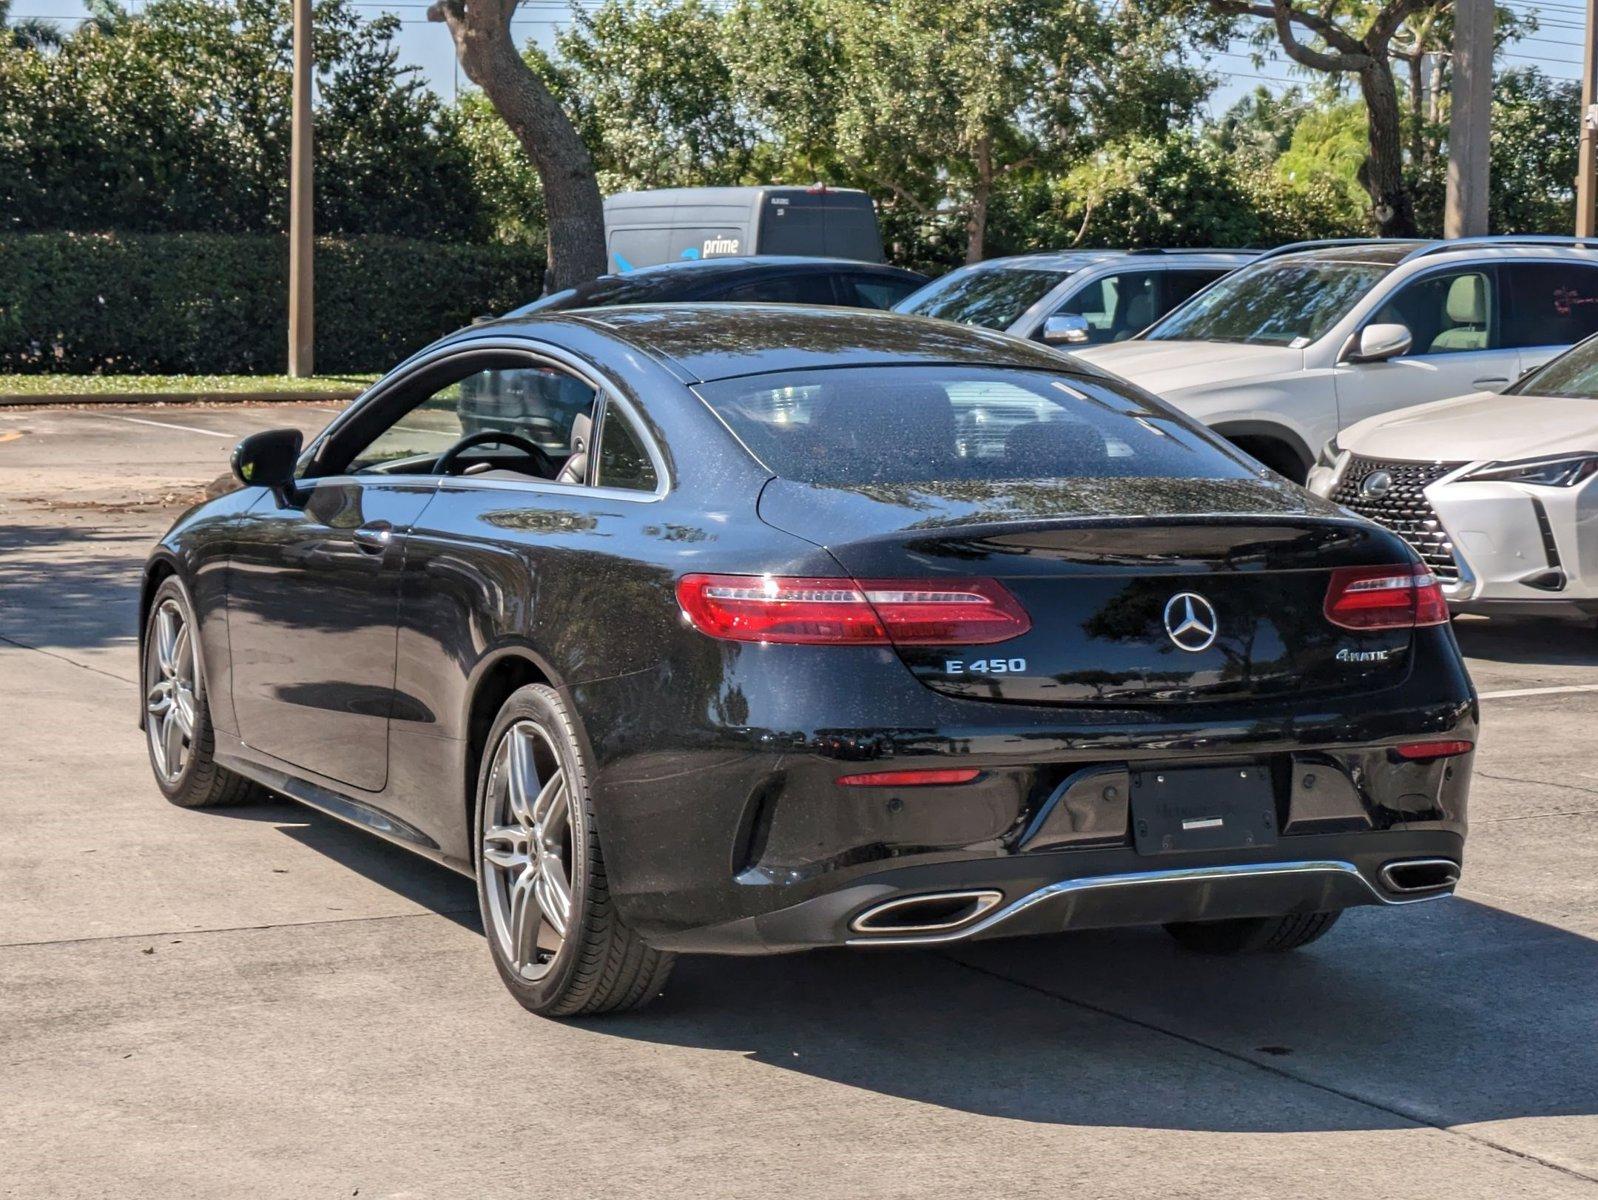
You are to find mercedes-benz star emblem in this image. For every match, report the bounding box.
[1163,592,1219,653]
[1360,469,1393,499]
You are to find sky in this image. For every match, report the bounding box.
[11,0,1591,121]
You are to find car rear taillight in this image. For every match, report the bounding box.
[836,768,981,787]
[1393,739,1474,760]
[1323,564,1449,630]
[675,575,1031,646]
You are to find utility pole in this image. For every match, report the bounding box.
[1446,0,1492,238]
[288,0,314,377]
[1579,0,1598,236]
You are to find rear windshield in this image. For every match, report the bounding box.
[694,366,1252,486]
[895,265,1074,330]
[1145,261,1389,346]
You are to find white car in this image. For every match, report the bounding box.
[1306,334,1598,618]
[1074,237,1598,482]
[895,249,1255,344]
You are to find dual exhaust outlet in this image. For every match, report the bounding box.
[848,857,1461,937]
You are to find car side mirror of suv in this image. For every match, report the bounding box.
[231,428,304,498]
[1040,314,1092,345]
[1344,322,1413,364]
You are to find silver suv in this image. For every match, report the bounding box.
[894,249,1257,345]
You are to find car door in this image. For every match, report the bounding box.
[1500,260,1598,376]
[1044,270,1161,344]
[225,355,509,791]
[1333,265,1520,430]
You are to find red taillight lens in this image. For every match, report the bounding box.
[836,768,982,787]
[1393,739,1474,760]
[1323,563,1449,630]
[675,574,1030,646]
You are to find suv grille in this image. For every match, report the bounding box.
[1330,455,1465,580]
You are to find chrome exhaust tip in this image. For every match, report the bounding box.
[1378,858,1461,895]
[849,890,1004,936]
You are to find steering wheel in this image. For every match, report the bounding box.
[434,430,557,479]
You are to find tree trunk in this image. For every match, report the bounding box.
[433,1,606,290]
[1357,61,1418,236]
[965,135,992,264]
[1406,52,1426,167]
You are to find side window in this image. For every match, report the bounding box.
[594,403,659,492]
[332,361,596,480]
[1502,263,1598,349]
[842,274,922,309]
[1053,271,1160,343]
[714,274,838,304]
[1164,269,1224,312]
[1373,269,1493,355]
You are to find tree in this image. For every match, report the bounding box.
[428,0,605,288]
[1200,0,1446,235]
[0,0,61,50]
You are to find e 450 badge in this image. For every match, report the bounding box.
[944,657,1028,675]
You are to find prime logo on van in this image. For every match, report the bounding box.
[703,236,742,256]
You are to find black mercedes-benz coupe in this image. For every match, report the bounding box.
[140,306,1476,1017]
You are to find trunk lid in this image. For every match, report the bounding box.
[758,476,1417,705]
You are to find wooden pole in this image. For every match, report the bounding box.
[1445,0,1492,238]
[1579,0,1598,236]
[288,0,314,377]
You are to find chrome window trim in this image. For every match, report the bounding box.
[299,335,671,503]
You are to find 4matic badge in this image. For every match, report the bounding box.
[1336,646,1392,663]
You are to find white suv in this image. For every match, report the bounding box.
[1073,237,1598,481]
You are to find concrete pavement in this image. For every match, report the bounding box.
[2,403,1596,1199]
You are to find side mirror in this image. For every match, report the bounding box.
[1040,314,1092,345]
[1345,322,1413,364]
[231,428,303,493]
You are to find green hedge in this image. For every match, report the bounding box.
[0,232,546,375]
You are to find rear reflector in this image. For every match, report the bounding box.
[1393,739,1474,760]
[836,768,982,787]
[1323,563,1449,630]
[676,574,1030,646]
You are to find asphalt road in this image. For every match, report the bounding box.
[2,402,1596,1199]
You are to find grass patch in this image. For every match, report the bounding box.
[0,373,378,397]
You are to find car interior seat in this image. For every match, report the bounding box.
[1428,275,1488,352]
[555,411,593,483]
[1115,287,1158,340]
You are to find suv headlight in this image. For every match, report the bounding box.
[1463,454,1598,488]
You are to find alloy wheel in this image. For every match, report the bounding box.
[482,720,575,981]
[144,598,198,784]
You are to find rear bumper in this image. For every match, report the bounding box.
[645,829,1464,953]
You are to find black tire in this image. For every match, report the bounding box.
[141,576,265,809]
[474,683,674,1017]
[1164,910,1342,955]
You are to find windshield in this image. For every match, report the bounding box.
[895,265,1074,330]
[1145,261,1390,346]
[1511,334,1598,398]
[695,366,1251,486]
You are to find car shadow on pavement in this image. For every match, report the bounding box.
[1453,615,1598,667]
[206,799,480,931]
[0,521,147,651]
[579,897,1598,1134]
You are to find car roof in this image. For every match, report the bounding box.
[956,249,1257,272]
[485,303,1089,384]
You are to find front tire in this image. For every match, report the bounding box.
[474,684,674,1017]
[1164,910,1342,954]
[142,576,264,808]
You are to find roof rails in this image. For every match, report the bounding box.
[1400,235,1598,261]
[1123,247,1255,256]
[1250,237,1412,262]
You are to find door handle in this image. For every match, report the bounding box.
[1472,376,1509,387]
[351,521,394,555]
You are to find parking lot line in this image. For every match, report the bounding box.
[1478,682,1598,701]
[107,415,236,439]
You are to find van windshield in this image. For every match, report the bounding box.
[896,265,1075,330]
[695,365,1251,486]
[1145,261,1389,346]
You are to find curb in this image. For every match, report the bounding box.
[0,390,362,408]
